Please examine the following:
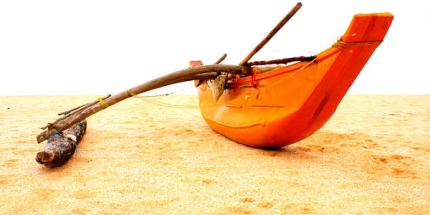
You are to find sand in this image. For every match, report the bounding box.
[0,95,429,214]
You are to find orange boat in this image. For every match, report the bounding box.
[196,13,394,148]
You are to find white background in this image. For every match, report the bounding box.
[0,0,429,95]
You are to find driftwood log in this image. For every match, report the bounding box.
[36,120,87,167]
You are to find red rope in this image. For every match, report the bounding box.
[251,72,257,88]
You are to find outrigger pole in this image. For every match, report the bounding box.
[36,2,303,144]
[239,2,302,66]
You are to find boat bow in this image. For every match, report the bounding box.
[197,13,394,148]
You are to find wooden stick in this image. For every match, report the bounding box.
[247,55,315,66]
[238,2,302,66]
[37,64,250,143]
[57,94,111,116]
[214,53,227,64]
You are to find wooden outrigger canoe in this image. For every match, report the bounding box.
[197,13,394,148]
[35,8,394,168]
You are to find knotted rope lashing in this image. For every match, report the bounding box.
[98,97,107,109]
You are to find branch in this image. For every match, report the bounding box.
[37,64,250,143]
[247,55,316,66]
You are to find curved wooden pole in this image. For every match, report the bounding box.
[37,64,249,143]
[239,2,302,66]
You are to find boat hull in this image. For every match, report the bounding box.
[197,13,393,148]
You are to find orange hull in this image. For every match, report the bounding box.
[197,13,394,148]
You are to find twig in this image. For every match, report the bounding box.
[58,94,111,116]
[214,53,227,64]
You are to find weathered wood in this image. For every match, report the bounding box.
[36,121,87,167]
[247,55,316,66]
[37,64,250,143]
[207,74,227,101]
[214,53,227,64]
[195,53,229,87]
[238,2,302,66]
[57,94,111,116]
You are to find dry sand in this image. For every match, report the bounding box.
[0,95,429,214]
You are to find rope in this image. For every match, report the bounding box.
[140,97,199,109]
[251,71,257,88]
[138,85,195,98]
[133,84,199,108]
[98,97,107,109]
[135,84,220,109]
[47,130,62,140]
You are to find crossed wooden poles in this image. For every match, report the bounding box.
[36,2,303,144]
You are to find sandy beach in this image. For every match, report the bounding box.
[0,95,429,214]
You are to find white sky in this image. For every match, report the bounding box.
[0,0,429,95]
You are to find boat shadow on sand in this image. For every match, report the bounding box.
[253,131,380,158]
